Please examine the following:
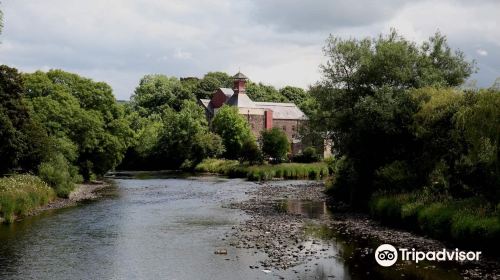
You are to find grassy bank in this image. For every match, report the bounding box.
[370,192,500,252]
[0,175,56,223]
[195,159,330,181]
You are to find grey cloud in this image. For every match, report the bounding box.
[249,0,414,32]
[0,0,498,100]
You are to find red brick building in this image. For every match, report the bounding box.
[198,72,308,154]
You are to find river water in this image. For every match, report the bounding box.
[0,176,474,279]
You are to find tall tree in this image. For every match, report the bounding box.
[131,74,195,115]
[23,70,133,180]
[316,30,474,205]
[211,105,253,159]
[0,66,31,173]
[194,72,233,99]
[156,100,223,168]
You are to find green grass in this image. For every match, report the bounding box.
[195,159,330,181]
[370,192,500,252]
[0,175,56,223]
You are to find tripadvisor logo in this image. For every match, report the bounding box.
[375,244,482,267]
[375,244,398,267]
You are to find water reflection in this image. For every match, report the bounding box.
[275,199,329,219]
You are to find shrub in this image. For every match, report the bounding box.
[417,202,455,239]
[0,175,55,223]
[194,158,239,174]
[370,194,407,225]
[38,154,82,198]
[195,159,329,181]
[293,146,320,163]
[260,128,289,163]
[451,213,500,250]
[239,139,262,164]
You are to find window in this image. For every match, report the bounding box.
[292,125,296,131]
[282,126,286,131]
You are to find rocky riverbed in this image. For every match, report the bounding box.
[227,181,500,280]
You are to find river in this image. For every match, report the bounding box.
[0,176,488,279]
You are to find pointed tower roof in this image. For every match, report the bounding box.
[233,72,249,80]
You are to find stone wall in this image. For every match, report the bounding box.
[245,114,266,139]
[272,119,302,141]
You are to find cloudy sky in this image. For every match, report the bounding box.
[1,0,499,100]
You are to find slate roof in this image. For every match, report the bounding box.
[226,92,255,108]
[200,84,308,121]
[219,88,234,98]
[199,99,211,108]
[233,72,249,80]
[254,102,307,120]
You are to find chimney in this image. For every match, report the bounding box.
[265,110,273,129]
[233,72,248,95]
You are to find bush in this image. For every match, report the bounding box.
[194,158,239,174]
[325,157,357,202]
[293,147,320,163]
[451,213,500,250]
[370,194,407,225]
[194,159,329,181]
[369,192,500,253]
[0,175,56,223]
[239,139,262,164]
[38,154,82,198]
[260,128,289,163]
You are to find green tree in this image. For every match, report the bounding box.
[0,65,51,174]
[131,74,195,115]
[194,72,233,99]
[23,70,133,180]
[280,86,308,104]
[156,100,223,168]
[246,82,288,102]
[211,105,253,159]
[240,139,262,164]
[454,89,500,200]
[261,128,289,163]
[316,30,474,206]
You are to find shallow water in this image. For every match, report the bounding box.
[0,177,468,279]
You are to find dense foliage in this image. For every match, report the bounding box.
[315,30,478,206]
[23,70,133,181]
[314,30,500,249]
[211,105,254,160]
[260,128,289,162]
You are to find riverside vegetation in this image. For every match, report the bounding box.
[316,30,500,253]
[195,159,330,181]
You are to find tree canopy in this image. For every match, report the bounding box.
[211,105,253,159]
[260,128,289,163]
[23,70,133,180]
[314,30,476,205]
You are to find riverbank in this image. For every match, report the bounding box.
[195,158,330,181]
[28,181,110,216]
[0,178,109,224]
[369,193,500,254]
[227,181,500,279]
